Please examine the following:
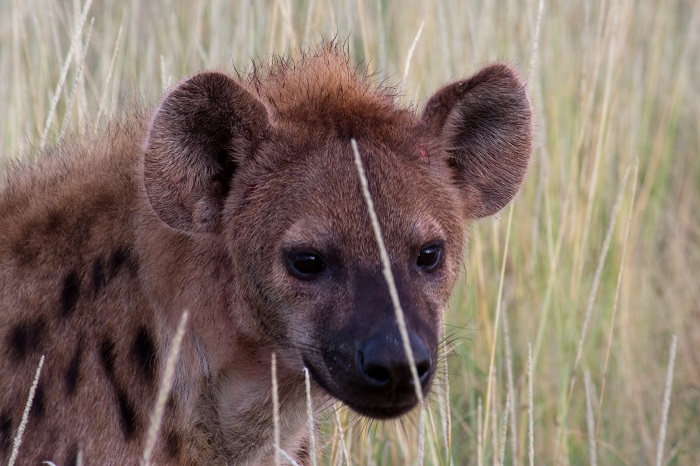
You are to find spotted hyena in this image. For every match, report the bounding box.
[0,44,531,464]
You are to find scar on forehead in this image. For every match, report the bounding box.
[418,144,429,160]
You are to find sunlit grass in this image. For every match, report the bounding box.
[1,0,698,464]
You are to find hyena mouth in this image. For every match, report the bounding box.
[303,333,434,419]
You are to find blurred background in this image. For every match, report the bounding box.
[1,0,698,464]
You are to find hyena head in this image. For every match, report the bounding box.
[142,51,531,419]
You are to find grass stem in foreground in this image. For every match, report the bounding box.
[8,355,45,466]
[141,310,189,466]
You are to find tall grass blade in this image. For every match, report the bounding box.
[304,368,318,466]
[141,310,189,466]
[483,203,514,451]
[528,343,534,466]
[402,20,425,85]
[39,0,92,149]
[655,335,677,466]
[272,352,281,466]
[8,355,45,466]
[584,370,598,466]
[58,17,93,144]
[477,397,483,466]
[596,160,639,433]
[334,407,351,466]
[96,23,123,125]
[350,139,423,402]
[276,446,301,466]
[499,393,511,466]
[502,307,518,466]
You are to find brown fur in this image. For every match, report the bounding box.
[0,44,531,464]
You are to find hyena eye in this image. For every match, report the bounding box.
[416,244,443,272]
[285,251,326,280]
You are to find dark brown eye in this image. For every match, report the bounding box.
[416,244,443,272]
[285,252,326,279]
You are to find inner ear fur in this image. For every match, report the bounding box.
[143,72,269,232]
[422,64,532,219]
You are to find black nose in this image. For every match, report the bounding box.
[357,333,431,392]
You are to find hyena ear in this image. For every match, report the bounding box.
[143,72,269,232]
[421,64,532,218]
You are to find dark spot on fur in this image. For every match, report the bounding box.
[7,317,46,361]
[30,382,45,421]
[44,211,63,233]
[108,246,137,279]
[108,247,127,277]
[65,342,83,396]
[98,337,141,440]
[61,270,81,318]
[165,430,181,459]
[295,435,311,463]
[116,389,138,439]
[166,393,177,412]
[0,410,12,453]
[95,248,139,294]
[11,236,39,266]
[131,327,158,383]
[99,338,116,378]
[91,258,105,296]
[65,443,79,466]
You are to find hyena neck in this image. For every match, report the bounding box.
[205,358,316,463]
[134,208,264,372]
[134,206,318,462]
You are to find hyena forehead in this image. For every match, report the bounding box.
[281,213,447,256]
[260,137,457,265]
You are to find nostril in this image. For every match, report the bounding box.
[358,335,433,392]
[365,364,391,385]
[357,349,391,386]
[416,358,431,383]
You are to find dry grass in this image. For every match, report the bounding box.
[8,355,44,466]
[141,310,189,466]
[1,0,698,464]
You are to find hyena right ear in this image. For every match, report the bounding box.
[421,64,532,219]
[143,72,269,233]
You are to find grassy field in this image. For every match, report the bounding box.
[1,0,698,464]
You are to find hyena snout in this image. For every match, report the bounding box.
[357,332,431,392]
[326,326,435,419]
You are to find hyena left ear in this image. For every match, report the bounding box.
[143,72,270,233]
[421,64,532,219]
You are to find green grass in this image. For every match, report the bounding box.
[1,0,698,464]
